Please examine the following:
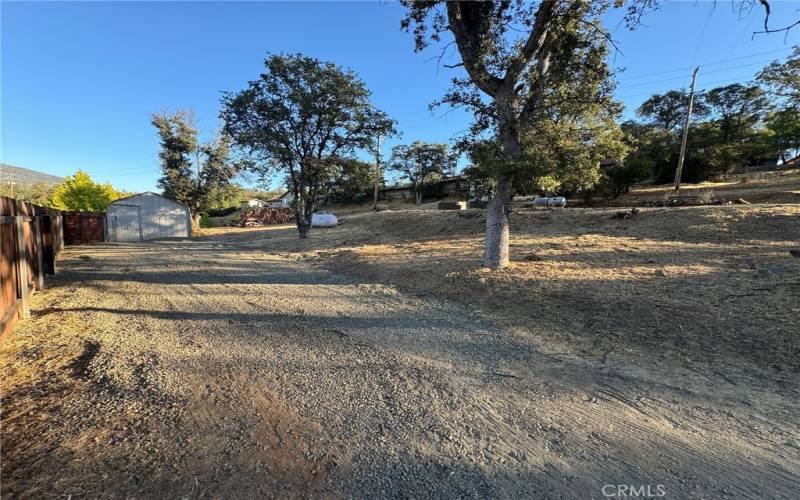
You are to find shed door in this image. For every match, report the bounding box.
[113,205,141,242]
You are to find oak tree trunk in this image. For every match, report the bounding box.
[297,218,310,239]
[293,180,316,240]
[482,173,512,269]
[483,99,519,270]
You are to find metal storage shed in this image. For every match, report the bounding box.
[106,192,191,242]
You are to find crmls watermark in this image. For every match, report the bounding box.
[602,484,667,498]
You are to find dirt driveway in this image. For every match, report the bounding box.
[2,239,799,498]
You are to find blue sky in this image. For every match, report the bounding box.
[2,1,798,192]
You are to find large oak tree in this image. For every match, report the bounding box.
[401,0,793,269]
[221,54,395,238]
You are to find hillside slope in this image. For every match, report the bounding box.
[0,163,63,186]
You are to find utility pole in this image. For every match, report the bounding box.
[373,131,382,211]
[674,67,699,192]
[1,172,16,198]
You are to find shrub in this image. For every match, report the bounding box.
[199,212,214,228]
[206,206,239,217]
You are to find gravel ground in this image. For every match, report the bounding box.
[2,239,799,498]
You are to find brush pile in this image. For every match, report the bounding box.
[238,207,294,227]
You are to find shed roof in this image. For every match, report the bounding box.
[268,192,292,201]
[108,192,189,209]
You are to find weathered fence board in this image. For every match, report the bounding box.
[63,211,105,245]
[0,196,64,341]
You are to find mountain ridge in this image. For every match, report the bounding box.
[0,163,63,186]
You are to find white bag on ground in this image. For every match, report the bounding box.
[532,196,567,208]
[311,212,338,228]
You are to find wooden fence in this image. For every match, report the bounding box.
[0,196,64,340]
[63,211,105,244]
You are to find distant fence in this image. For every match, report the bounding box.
[63,211,105,245]
[0,196,64,340]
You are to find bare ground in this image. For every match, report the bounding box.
[2,205,799,498]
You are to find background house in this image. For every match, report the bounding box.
[240,199,266,210]
[267,192,293,208]
[378,174,470,202]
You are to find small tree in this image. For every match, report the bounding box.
[49,170,122,211]
[221,54,394,238]
[153,111,241,227]
[324,159,377,204]
[388,141,455,205]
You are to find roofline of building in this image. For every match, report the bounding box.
[109,191,189,209]
[380,174,469,191]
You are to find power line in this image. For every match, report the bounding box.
[617,72,767,100]
[612,46,793,81]
[615,58,774,90]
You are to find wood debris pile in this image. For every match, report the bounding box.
[238,207,294,226]
[612,208,640,219]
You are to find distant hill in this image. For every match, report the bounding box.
[0,163,63,186]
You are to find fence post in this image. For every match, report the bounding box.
[34,216,45,290]
[15,216,30,319]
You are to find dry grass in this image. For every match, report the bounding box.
[204,204,800,376]
[615,169,800,206]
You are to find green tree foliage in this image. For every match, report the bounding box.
[630,46,800,183]
[323,159,377,204]
[48,170,123,211]
[153,111,241,226]
[221,54,395,238]
[758,47,800,162]
[764,108,800,162]
[0,182,55,206]
[705,84,768,142]
[206,183,246,210]
[636,90,709,131]
[757,46,800,106]
[388,141,456,205]
[466,111,627,199]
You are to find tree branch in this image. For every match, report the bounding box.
[753,0,800,35]
[503,0,559,89]
[445,1,503,96]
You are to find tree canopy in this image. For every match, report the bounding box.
[388,141,456,205]
[221,53,395,238]
[153,110,241,226]
[49,170,123,211]
[401,1,653,268]
[636,90,709,131]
